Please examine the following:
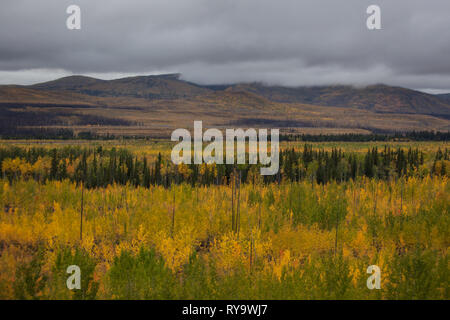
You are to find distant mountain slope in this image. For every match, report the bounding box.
[226,83,450,116]
[29,74,211,100]
[30,75,105,91]
[436,93,450,104]
[22,74,450,116]
[0,74,449,134]
[0,86,97,106]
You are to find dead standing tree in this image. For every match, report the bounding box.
[231,169,241,237]
[80,181,84,242]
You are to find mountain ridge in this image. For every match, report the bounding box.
[0,74,449,136]
[28,74,211,100]
[13,74,448,117]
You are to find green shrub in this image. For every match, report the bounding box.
[107,248,176,299]
[51,247,98,300]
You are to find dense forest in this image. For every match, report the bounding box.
[0,105,135,139]
[1,122,448,142]
[280,131,450,142]
[0,145,448,188]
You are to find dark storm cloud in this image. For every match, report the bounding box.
[0,0,450,91]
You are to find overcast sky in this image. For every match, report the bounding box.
[1,0,449,93]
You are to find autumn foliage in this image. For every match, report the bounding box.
[0,141,448,299]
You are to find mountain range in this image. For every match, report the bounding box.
[0,74,449,136]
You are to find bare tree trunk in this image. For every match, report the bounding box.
[258,201,262,230]
[171,184,175,238]
[400,179,404,215]
[236,171,241,238]
[80,182,84,242]
[373,184,378,215]
[231,171,235,232]
[334,208,339,258]
[250,232,253,273]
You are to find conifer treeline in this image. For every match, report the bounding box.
[280,131,450,142]
[1,126,448,142]
[0,145,448,187]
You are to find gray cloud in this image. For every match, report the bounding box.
[0,0,449,92]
